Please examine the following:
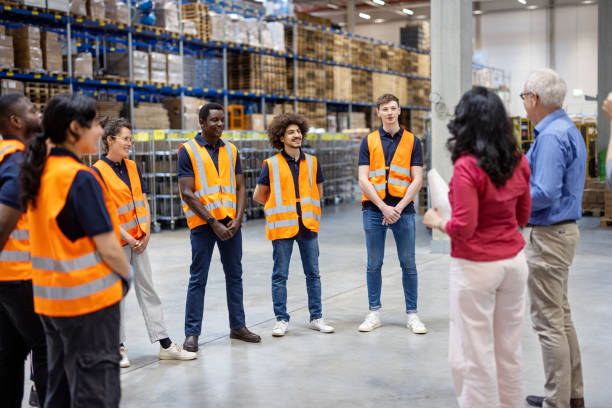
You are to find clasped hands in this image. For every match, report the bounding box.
[380,204,402,225]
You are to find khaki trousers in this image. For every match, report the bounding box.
[524,223,584,408]
[449,251,528,408]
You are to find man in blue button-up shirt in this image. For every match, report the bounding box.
[522,69,586,408]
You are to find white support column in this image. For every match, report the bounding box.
[430,0,472,253]
[598,0,612,150]
[346,0,355,33]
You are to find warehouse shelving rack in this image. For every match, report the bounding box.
[0,0,431,131]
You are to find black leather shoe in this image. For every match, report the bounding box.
[230,327,261,343]
[526,395,585,408]
[183,335,199,352]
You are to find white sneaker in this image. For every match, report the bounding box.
[309,318,335,333]
[159,343,198,360]
[407,313,427,334]
[358,311,382,332]
[272,320,289,337]
[119,346,130,368]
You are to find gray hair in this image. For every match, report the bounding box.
[524,68,567,108]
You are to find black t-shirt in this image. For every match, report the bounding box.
[358,126,423,214]
[257,149,324,240]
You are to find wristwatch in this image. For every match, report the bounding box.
[207,216,216,225]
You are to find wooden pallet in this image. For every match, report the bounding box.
[582,209,604,217]
[600,217,612,228]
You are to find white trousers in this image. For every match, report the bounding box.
[120,245,169,344]
[449,251,528,408]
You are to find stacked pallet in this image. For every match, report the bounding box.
[417,53,431,77]
[262,55,287,96]
[229,54,263,93]
[603,186,612,226]
[374,44,391,72]
[295,12,332,27]
[324,65,351,102]
[401,21,430,51]
[181,2,210,42]
[96,100,123,119]
[24,82,69,113]
[390,48,411,74]
[350,39,373,69]
[582,178,605,216]
[297,101,326,129]
[407,78,430,107]
[351,69,372,103]
[410,110,428,139]
[324,32,349,63]
[42,31,64,74]
[162,96,206,130]
[293,26,325,60]
[11,26,44,73]
[296,61,325,99]
[372,73,408,106]
[132,102,169,129]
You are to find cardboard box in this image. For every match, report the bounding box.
[42,31,63,73]
[0,35,14,70]
[87,0,105,20]
[149,52,167,83]
[245,114,274,131]
[23,0,46,8]
[72,53,93,78]
[0,79,24,95]
[70,0,87,16]
[47,0,69,12]
[104,0,129,24]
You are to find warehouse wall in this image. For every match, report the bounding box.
[478,4,598,117]
[354,21,404,44]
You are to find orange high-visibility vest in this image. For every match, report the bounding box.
[93,158,147,245]
[29,155,123,317]
[0,140,30,281]
[263,152,321,240]
[179,139,238,229]
[362,129,414,203]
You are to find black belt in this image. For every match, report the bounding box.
[526,220,575,227]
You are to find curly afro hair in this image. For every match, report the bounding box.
[267,112,309,150]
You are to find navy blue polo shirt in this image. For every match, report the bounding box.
[358,126,423,214]
[0,140,23,211]
[91,155,149,194]
[177,134,243,232]
[51,148,114,241]
[257,149,324,240]
[177,133,243,178]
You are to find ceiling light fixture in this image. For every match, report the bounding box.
[581,0,594,3]
[473,10,483,14]
[527,5,538,9]
[359,12,371,19]
[518,0,527,4]
[326,3,339,9]
[374,18,385,23]
[402,8,414,15]
[372,0,385,5]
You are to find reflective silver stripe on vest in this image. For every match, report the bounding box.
[225,143,236,195]
[0,250,31,262]
[264,205,297,217]
[269,155,284,212]
[181,200,195,218]
[188,139,212,198]
[116,200,146,216]
[9,229,29,240]
[32,252,102,273]
[300,197,320,207]
[194,185,221,198]
[305,153,314,186]
[33,272,120,301]
[389,164,411,177]
[266,218,299,230]
[388,177,410,188]
[121,216,148,231]
[0,144,16,157]
[369,169,386,178]
[302,211,321,221]
[373,183,386,191]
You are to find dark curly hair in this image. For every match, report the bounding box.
[100,117,132,153]
[446,86,520,187]
[267,113,309,150]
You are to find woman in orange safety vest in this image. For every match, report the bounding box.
[19,93,131,407]
[93,117,196,367]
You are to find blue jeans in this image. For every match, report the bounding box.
[271,237,323,322]
[185,227,246,336]
[362,210,418,313]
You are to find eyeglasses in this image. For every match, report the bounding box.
[519,92,534,100]
[115,136,134,143]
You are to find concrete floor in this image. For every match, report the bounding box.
[23,200,612,407]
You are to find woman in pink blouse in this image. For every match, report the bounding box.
[424,86,531,408]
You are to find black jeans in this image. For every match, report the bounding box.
[0,280,48,408]
[41,301,121,408]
